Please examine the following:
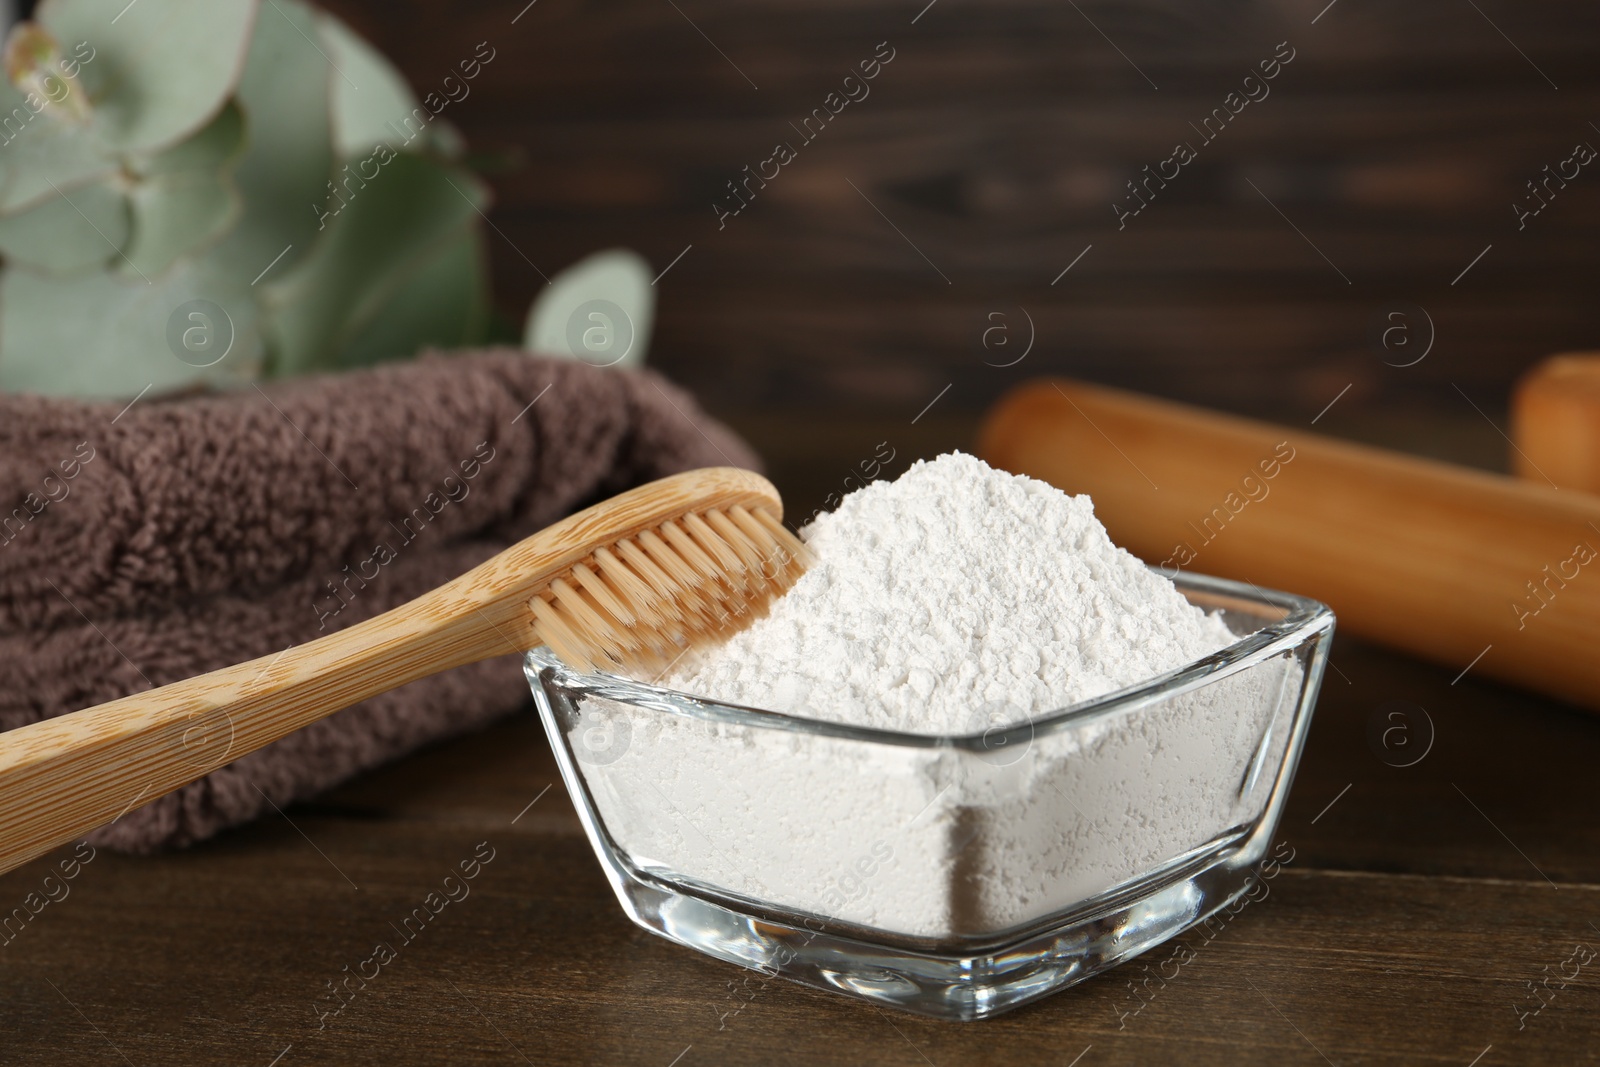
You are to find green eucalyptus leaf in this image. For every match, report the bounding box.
[0,73,115,213]
[260,153,486,375]
[210,0,332,285]
[117,102,246,278]
[121,171,240,279]
[0,0,495,399]
[0,177,125,275]
[429,117,465,161]
[524,248,654,368]
[0,257,261,398]
[336,226,486,368]
[316,10,425,159]
[138,99,245,175]
[39,0,258,154]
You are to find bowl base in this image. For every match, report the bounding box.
[608,844,1267,1021]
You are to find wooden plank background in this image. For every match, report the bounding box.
[320,0,1600,426]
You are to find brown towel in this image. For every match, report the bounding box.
[0,350,758,852]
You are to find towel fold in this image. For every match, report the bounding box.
[0,350,758,852]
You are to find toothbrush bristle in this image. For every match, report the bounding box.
[528,504,809,675]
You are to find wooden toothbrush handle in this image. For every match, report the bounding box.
[978,378,1600,712]
[0,465,778,877]
[0,581,524,878]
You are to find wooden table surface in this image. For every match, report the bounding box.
[4,416,1600,1066]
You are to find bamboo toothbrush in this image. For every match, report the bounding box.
[0,467,807,877]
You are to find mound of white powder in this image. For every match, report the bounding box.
[561,453,1304,938]
[667,452,1237,726]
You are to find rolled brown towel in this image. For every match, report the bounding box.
[0,349,754,629]
[0,350,758,852]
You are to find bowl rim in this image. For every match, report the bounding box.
[524,568,1335,751]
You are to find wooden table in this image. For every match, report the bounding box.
[4,417,1599,1066]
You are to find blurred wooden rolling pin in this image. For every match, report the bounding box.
[979,378,1600,711]
[1511,353,1600,492]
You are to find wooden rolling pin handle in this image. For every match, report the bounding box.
[1511,353,1600,492]
[979,378,1600,713]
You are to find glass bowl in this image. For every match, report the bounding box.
[527,570,1333,1021]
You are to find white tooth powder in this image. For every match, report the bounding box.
[669,452,1237,727]
[564,453,1302,938]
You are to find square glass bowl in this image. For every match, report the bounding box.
[527,570,1333,1020]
